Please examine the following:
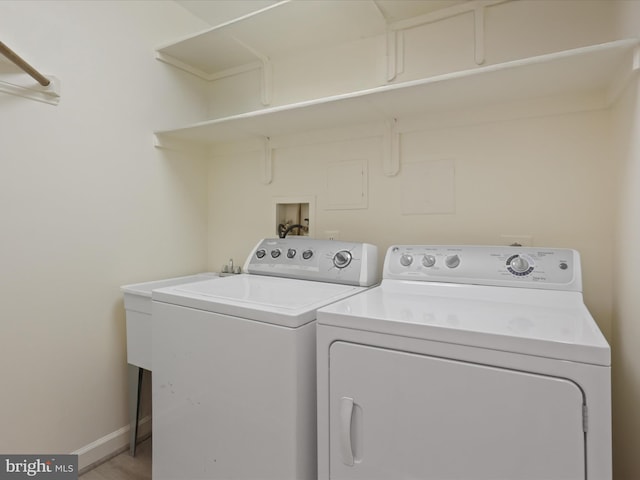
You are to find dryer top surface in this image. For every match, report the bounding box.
[318,280,610,366]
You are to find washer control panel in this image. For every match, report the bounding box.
[245,238,379,286]
[384,245,581,291]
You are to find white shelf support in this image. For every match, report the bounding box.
[386,30,405,82]
[474,4,486,65]
[156,51,263,83]
[232,37,273,106]
[261,58,273,106]
[153,134,208,157]
[262,137,273,184]
[383,118,400,177]
[386,30,397,82]
[155,51,211,81]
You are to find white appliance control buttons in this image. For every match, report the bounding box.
[507,254,534,276]
[333,250,353,269]
[248,238,378,286]
[400,254,413,267]
[422,255,436,267]
[445,254,460,268]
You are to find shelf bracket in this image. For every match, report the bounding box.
[386,30,397,82]
[261,58,273,106]
[153,134,208,156]
[386,30,405,82]
[474,4,486,66]
[231,36,272,106]
[382,118,400,177]
[262,137,273,185]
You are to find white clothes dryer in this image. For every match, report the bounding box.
[317,245,611,480]
[152,238,377,480]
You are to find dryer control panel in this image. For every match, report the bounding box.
[384,245,581,291]
[245,238,379,287]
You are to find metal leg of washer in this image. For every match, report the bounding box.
[128,364,144,456]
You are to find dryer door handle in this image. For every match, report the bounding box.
[340,396,355,466]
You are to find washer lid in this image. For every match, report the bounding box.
[152,274,367,328]
[317,280,610,366]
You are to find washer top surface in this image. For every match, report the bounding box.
[318,245,610,366]
[152,238,378,328]
[154,274,367,327]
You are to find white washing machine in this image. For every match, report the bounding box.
[152,237,378,480]
[317,245,611,480]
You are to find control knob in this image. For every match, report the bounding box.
[256,249,266,259]
[333,250,352,269]
[302,249,314,260]
[287,248,296,259]
[271,249,281,258]
[509,255,530,273]
[400,254,413,267]
[445,254,460,269]
[422,255,436,268]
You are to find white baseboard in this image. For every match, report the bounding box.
[73,416,151,472]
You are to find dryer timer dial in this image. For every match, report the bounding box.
[506,254,534,276]
[509,255,530,273]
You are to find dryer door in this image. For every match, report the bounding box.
[329,342,586,480]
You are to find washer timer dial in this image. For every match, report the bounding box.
[333,250,352,269]
[506,254,534,276]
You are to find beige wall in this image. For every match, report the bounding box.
[0,0,208,460]
[612,77,640,480]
